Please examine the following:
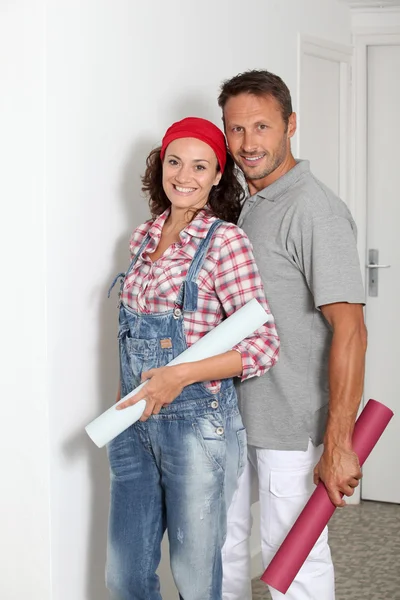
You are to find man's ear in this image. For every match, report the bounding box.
[287,112,297,139]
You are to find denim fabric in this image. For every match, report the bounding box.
[106,220,247,600]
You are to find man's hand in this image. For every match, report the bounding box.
[314,444,362,507]
[116,365,186,420]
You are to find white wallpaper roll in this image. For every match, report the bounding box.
[85,298,270,448]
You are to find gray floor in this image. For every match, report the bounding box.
[252,501,400,600]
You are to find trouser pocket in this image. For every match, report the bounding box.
[267,465,314,547]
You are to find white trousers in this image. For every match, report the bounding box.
[222,441,335,600]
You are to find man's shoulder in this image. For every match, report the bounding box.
[289,169,353,223]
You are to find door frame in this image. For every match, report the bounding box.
[353,28,400,293]
[353,28,400,500]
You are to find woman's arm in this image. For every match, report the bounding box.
[117,351,243,418]
[212,224,280,381]
[117,224,279,419]
[176,350,243,384]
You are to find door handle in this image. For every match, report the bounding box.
[367,249,390,296]
[366,264,391,269]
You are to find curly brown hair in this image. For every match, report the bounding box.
[141,146,244,224]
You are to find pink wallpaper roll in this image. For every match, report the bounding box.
[261,399,394,594]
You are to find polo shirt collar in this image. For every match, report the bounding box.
[253,159,310,202]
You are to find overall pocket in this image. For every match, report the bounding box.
[192,413,227,473]
[236,427,247,478]
[119,334,174,389]
[107,427,138,481]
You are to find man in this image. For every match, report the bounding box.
[218,70,367,600]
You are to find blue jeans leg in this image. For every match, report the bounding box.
[106,424,166,600]
[155,409,236,600]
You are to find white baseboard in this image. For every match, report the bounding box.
[345,486,361,504]
[250,547,263,579]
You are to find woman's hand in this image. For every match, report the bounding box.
[116,365,186,421]
[116,351,242,420]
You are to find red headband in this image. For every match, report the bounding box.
[160,117,227,174]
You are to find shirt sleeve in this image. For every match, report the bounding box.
[298,215,366,309]
[213,226,280,381]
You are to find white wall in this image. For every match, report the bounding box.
[351,5,400,29]
[1,1,352,598]
[0,2,51,599]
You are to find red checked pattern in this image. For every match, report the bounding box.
[121,209,279,390]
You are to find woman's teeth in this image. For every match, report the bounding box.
[175,186,196,192]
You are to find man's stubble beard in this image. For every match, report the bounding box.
[241,135,288,181]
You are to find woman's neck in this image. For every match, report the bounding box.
[164,206,204,236]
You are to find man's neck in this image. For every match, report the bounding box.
[247,153,297,196]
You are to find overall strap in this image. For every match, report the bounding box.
[175,219,224,312]
[107,232,151,299]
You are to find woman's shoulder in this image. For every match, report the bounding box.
[212,219,251,245]
[129,218,154,251]
[187,210,247,241]
[197,210,244,235]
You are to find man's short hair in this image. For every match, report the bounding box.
[218,70,293,127]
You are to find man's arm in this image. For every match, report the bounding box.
[314,302,367,507]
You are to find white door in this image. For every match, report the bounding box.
[298,37,352,202]
[362,44,400,504]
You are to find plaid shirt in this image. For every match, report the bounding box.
[121,209,279,390]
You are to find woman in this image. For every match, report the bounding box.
[106,117,279,600]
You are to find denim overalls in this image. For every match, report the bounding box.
[106,220,247,600]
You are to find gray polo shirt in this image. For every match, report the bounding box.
[237,160,365,451]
